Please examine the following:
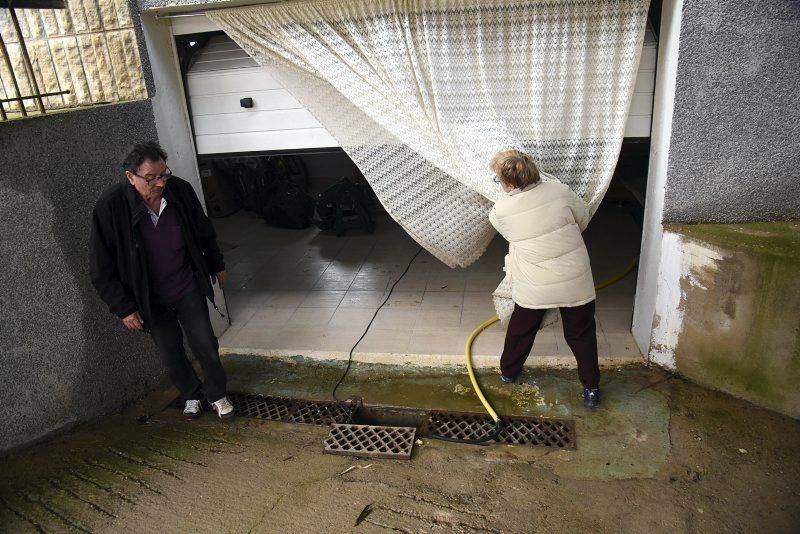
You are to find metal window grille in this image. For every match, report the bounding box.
[0,0,147,120]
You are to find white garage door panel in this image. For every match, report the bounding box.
[186,26,657,154]
[187,69,283,96]
[187,37,340,153]
[190,89,304,116]
[171,14,220,35]
[633,69,655,95]
[203,40,241,52]
[639,46,657,70]
[194,49,252,62]
[194,109,323,135]
[623,115,651,138]
[191,58,260,72]
[195,129,340,154]
[629,93,654,116]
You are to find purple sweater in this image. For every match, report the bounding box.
[138,204,196,304]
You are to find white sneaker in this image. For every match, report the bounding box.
[183,399,202,420]
[211,396,235,421]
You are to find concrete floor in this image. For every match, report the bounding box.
[2,356,798,532]
[215,202,642,364]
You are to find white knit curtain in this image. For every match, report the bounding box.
[208,0,648,320]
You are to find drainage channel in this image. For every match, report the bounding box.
[228,392,356,425]
[177,392,577,459]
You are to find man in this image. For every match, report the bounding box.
[90,141,234,421]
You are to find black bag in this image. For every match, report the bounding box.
[263,177,315,229]
[315,178,374,236]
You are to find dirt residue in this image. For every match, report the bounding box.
[1,360,799,533]
[453,384,471,395]
[509,382,547,408]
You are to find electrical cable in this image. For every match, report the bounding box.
[331,246,424,402]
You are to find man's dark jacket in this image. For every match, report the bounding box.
[89,176,225,326]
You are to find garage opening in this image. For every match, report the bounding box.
[175,16,657,362]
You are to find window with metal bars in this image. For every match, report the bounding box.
[0,0,147,120]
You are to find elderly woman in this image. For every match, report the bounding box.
[488,150,601,409]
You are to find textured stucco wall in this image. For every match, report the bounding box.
[663,0,800,223]
[0,101,167,452]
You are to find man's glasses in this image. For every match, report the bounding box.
[133,166,172,184]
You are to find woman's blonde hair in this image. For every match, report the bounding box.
[489,150,540,189]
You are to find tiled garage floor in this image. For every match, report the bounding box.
[215,202,642,363]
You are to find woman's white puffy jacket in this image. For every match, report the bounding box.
[489,181,595,309]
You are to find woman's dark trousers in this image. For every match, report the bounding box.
[500,301,600,389]
[148,290,227,403]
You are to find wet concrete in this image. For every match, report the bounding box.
[1,356,798,532]
[227,355,671,481]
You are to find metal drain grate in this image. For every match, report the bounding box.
[228,393,292,421]
[424,412,576,449]
[288,400,355,425]
[173,395,575,450]
[425,412,496,441]
[496,416,575,448]
[324,424,416,459]
[226,393,356,426]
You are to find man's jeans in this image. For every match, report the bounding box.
[148,289,227,403]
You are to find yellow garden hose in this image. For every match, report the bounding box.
[464,256,640,423]
[464,316,505,422]
[594,256,640,291]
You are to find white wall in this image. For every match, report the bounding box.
[632,0,684,362]
[141,13,230,336]
[646,231,683,370]
[141,14,202,198]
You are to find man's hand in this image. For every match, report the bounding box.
[122,311,144,330]
[213,271,227,288]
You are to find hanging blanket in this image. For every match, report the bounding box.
[208,0,648,322]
